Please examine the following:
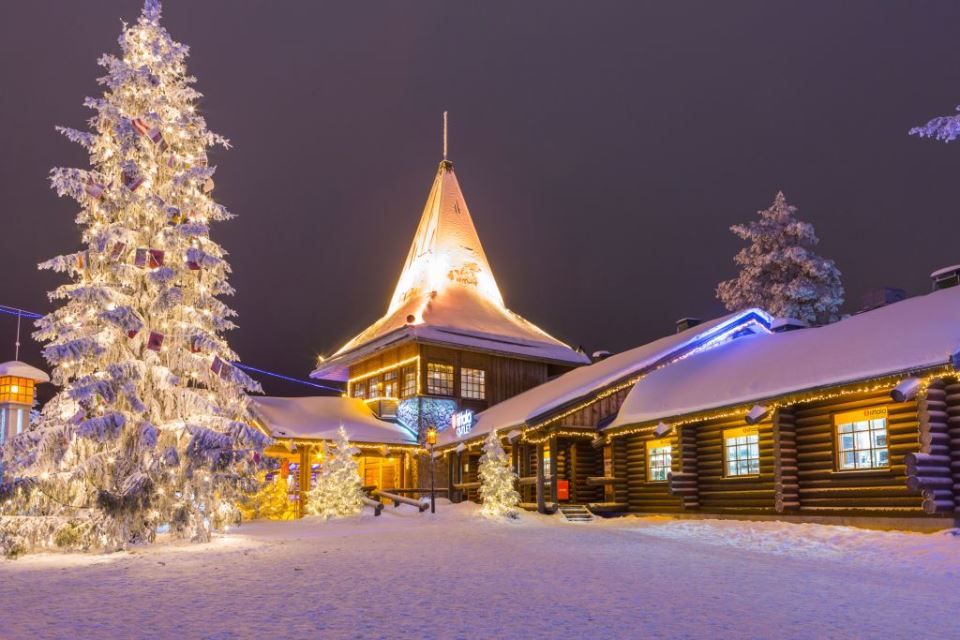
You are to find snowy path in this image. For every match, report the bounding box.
[2,504,959,639]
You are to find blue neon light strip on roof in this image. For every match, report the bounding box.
[0,302,337,392]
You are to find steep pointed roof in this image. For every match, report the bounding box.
[313,160,589,381]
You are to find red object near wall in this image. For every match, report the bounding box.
[557,479,569,501]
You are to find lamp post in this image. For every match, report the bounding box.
[426,425,437,514]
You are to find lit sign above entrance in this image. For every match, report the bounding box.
[451,410,475,437]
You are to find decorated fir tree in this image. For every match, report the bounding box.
[911,105,960,143]
[0,0,265,555]
[478,430,520,519]
[716,192,844,325]
[305,427,365,519]
[239,472,295,522]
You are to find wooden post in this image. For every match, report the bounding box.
[298,445,311,518]
[549,436,559,506]
[569,440,579,504]
[536,442,546,513]
[447,452,457,503]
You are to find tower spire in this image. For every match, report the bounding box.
[443,111,448,161]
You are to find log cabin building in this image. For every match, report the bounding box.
[310,154,588,442]
[604,280,960,530]
[435,310,774,511]
[251,396,421,516]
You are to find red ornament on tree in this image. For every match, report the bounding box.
[147,331,164,351]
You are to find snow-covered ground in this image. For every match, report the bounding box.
[2,504,959,639]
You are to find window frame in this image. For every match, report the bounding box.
[383,370,398,399]
[722,426,761,478]
[400,366,417,398]
[426,362,455,396]
[460,367,486,400]
[645,438,672,483]
[833,406,890,472]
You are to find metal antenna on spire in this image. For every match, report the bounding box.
[443,111,448,160]
[14,311,21,361]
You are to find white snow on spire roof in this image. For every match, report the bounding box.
[314,161,587,379]
[608,286,960,429]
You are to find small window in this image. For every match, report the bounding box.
[835,406,889,471]
[426,363,454,396]
[383,370,398,398]
[724,427,760,477]
[368,376,381,399]
[0,409,6,444]
[460,367,486,400]
[401,366,417,398]
[646,438,672,482]
[352,381,366,399]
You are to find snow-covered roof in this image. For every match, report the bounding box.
[0,360,50,383]
[609,287,960,428]
[439,309,772,445]
[251,396,417,445]
[313,160,588,380]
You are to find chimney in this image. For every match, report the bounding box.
[770,318,808,333]
[675,317,701,333]
[931,265,960,291]
[860,287,906,312]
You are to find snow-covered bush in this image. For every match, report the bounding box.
[478,430,520,519]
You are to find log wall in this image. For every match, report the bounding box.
[773,408,799,513]
[554,387,632,429]
[794,390,922,515]
[623,431,683,513]
[567,439,604,504]
[691,416,776,513]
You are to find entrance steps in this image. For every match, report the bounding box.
[558,504,595,523]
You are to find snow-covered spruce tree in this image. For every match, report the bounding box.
[305,427,365,519]
[478,430,520,519]
[911,105,960,143]
[0,0,266,555]
[716,192,844,325]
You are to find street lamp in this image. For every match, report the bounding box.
[426,425,437,514]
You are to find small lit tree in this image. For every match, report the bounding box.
[305,427,365,519]
[717,192,844,325]
[478,430,520,519]
[239,471,295,521]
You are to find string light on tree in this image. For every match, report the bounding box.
[478,430,520,520]
[0,0,266,557]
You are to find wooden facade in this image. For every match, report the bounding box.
[605,377,960,527]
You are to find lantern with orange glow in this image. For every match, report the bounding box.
[0,360,50,444]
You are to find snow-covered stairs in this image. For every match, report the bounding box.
[558,505,595,523]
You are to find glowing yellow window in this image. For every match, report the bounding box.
[723,426,760,477]
[0,377,34,405]
[646,438,672,482]
[835,406,889,471]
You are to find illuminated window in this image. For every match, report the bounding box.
[460,368,486,400]
[835,407,889,471]
[724,427,760,477]
[427,363,454,396]
[542,450,551,478]
[15,408,23,435]
[352,381,366,399]
[646,438,672,482]
[0,377,34,404]
[383,370,398,398]
[0,409,5,444]
[401,366,417,398]
[368,376,381,398]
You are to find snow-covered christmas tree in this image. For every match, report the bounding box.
[478,430,519,519]
[0,0,266,556]
[716,192,844,325]
[305,427,365,520]
[910,105,960,143]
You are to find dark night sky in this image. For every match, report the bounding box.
[1,1,959,396]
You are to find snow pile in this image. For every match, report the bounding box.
[612,517,960,575]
